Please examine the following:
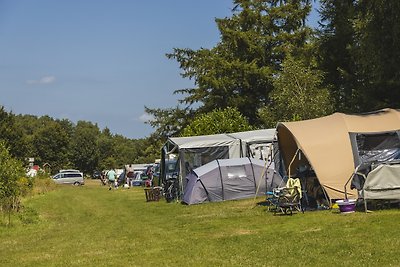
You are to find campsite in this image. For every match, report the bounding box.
[2,109,400,266]
[1,179,400,266]
[2,1,400,266]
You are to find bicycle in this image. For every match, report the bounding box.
[164,177,179,203]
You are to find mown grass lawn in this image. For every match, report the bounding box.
[1,179,400,267]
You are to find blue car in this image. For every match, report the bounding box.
[131,172,147,186]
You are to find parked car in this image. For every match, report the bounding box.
[92,170,101,179]
[53,170,84,185]
[131,171,146,186]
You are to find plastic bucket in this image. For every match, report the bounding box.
[336,199,357,213]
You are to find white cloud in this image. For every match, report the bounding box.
[139,113,154,122]
[26,75,56,85]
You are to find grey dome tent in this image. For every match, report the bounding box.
[182,157,283,205]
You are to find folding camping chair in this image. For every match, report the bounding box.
[273,178,303,215]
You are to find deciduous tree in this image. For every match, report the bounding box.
[70,121,100,174]
[181,107,252,137]
[259,56,333,126]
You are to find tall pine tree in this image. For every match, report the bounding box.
[318,0,400,112]
[147,0,313,136]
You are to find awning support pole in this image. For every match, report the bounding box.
[287,149,300,180]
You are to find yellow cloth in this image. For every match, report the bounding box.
[286,178,302,199]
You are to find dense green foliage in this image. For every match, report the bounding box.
[317,0,357,112]
[259,56,333,126]
[0,110,159,175]
[147,0,313,137]
[146,0,400,137]
[0,142,27,225]
[181,107,253,137]
[318,0,400,112]
[0,107,30,159]
[1,182,400,265]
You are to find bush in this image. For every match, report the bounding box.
[0,141,26,225]
[31,176,56,195]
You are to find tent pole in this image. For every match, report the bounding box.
[320,184,331,208]
[363,189,368,213]
[216,159,224,201]
[288,149,300,180]
[253,158,269,205]
[249,143,276,206]
[248,157,257,193]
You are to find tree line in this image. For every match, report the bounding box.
[0,107,162,175]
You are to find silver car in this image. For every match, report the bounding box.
[53,171,84,185]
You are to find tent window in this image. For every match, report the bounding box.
[227,166,247,179]
[356,132,400,164]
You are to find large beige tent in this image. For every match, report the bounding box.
[276,108,400,200]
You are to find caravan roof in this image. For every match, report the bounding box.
[167,129,275,149]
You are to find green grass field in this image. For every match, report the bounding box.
[1,179,400,267]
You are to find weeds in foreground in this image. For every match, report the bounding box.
[0,174,55,227]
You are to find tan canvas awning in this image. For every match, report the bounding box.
[277,108,400,199]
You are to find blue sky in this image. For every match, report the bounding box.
[0,0,319,139]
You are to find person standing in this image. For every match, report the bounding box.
[145,165,154,187]
[100,170,107,186]
[107,169,117,190]
[125,164,134,188]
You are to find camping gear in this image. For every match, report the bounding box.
[362,162,400,199]
[336,199,357,213]
[182,157,283,205]
[161,129,276,200]
[276,108,400,202]
[272,178,303,215]
[164,177,179,203]
[144,186,162,202]
[356,162,400,211]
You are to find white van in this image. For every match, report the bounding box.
[53,171,84,185]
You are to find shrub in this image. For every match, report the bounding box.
[0,141,26,225]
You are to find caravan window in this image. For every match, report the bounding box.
[248,143,272,160]
[183,146,229,169]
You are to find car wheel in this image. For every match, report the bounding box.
[73,182,80,186]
